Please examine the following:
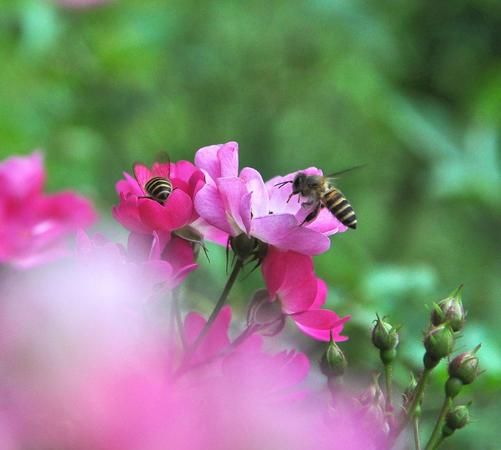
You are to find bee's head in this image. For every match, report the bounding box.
[292,172,307,194]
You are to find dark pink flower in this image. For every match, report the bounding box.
[113,160,205,235]
[261,246,350,341]
[0,152,96,268]
[194,142,346,255]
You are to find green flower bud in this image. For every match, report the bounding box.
[445,404,471,431]
[431,285,465,332]
[229,234,268,264]
[424,324,454,361]
[448,345,481,385]
[445,377,463,398]
[402,373,418,410]
[247,289,285,336]
[320,333,347,378]
[372,315,399,352]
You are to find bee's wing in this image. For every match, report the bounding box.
[151,152,171,179]
[133,162,151,188]
[325,164,365,179]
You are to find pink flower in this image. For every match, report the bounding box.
[77,231,197,290]
[194,142,347,255]
[0,152,96,268]
[261,246,350,341]
[113,160,205,235]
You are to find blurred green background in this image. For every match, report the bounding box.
[1,1,500,448]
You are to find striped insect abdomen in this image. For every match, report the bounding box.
[323,188,357,229]
[144,176,173,202]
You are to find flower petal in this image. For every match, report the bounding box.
[292,310,350,342]
[194,184,233,235]
[240,167,269,217]
[133,163,152,189]
[138,189,192,232]
[251,214,330,255]
[217,177,251,234]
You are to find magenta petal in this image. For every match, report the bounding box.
[0,151,45,200]
[113,195,152,234]
[151,161,171,179]
[184,305,232,363]
[311,279,328,309]
[194,184,233,235]
[261,247,287,296]
[116,172,143,196]
[170,160,197,182]
[292,310,350,342]
[133,163,152,189]
[251,214,330,255]
[138,189,192,231]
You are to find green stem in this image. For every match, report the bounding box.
[431,435,445,450]
[412,416,421,450]
[425,397,451,450]
[388,369,430,449]
[184,259,243,363]
[384,362,394,414]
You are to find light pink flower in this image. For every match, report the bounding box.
[261,246,350,341]
[77,230,197,290]
[0,152,96,268]
[194,142,347,255]
[113,160,205,235]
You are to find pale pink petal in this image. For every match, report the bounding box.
[217,177,251,234]
[191,218,229,246]
[240,167,269,217]
[195,144,224,181]
[251,214,330,255]
[141,260,174,286]
[217,141,239,177]
[194,184,233,235]
[302,208,348,236]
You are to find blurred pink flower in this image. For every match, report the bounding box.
[194,142,346,255]
[77,230,197,290]
[113,160,205,235]
[261,246,350,341]
[0,152,96,268]
[0,262,382,450]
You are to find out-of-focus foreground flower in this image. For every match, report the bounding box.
[0,152,96,268]
[194,142,347,255]
[0,256,381,450]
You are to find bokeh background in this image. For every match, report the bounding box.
[1,1,500,448]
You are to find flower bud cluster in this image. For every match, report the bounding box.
[372,315,399,365]
[431,285,465,332]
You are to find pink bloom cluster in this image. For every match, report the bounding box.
[0,152,96,268]
[0,262,381,450]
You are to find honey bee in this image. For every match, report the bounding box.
[134,157,173,204]
[276,167,360,229]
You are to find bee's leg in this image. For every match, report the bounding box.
[287,192,295,203]
[300,203,321,226]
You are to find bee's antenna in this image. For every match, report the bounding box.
[275,180,293,189]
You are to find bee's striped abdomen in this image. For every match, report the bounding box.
[324,188,357,229]
[144,176,173,203]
